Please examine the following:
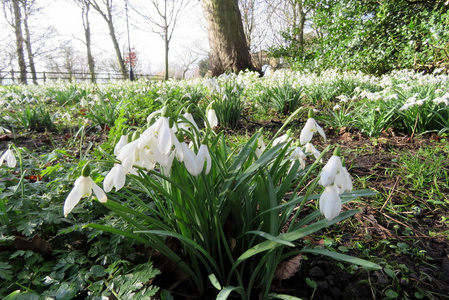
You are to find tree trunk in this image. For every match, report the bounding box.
[22,12,37,84]
[105,13,127,79]
[12,0,27,84]
[82,1,96,82]
[295,1,306,55]
[90,0,127,79]
[201,0,255,76]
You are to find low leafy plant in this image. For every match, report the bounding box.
[265,83,305,115]
[9,105,57,132]
[208,79,245,129]
[62,106,379,299]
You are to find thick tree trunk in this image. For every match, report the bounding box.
[201,0,255,76]
[12,0,27,84]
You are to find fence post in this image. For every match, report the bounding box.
[43,71,46,83]
[11,70,15,83]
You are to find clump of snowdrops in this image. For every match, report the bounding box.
[63,104,378,299]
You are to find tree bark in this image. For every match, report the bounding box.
[22,7,37,84]
[295,1,306,55]
[12,0,27,84]
[82,1,96,82]
[201,0,255,76]
[90,0,127,79]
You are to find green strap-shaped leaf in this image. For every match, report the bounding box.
[300,248,381,270]
[216,286,246,300]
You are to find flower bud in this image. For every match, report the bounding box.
[81,162,91,177]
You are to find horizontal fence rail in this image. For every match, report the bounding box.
[0,70,165,85]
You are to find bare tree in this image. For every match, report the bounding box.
[129,0,189,80]
[174,42,204,79]
[71,0,96,82]
[2,0,27,83]
[200,0,255,76]
[266,0,315,54]
[0,36,15,83]
[89,0,127,78]
[21,0,43,84]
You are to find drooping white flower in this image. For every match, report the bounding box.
[207,109,218,128]
[304,143,321,161]
[197,144,212,175]
[180,143,212,176]
[319,185,342,221]
[0,126,11,134]
[103,164,126,192]
[0,149,16,168]
[289,146,306,170]
[300,118,326,145]
[319,155,343,187]
[179,112,200,133]
[273,134,289,146]
[255,136,266,157]
[181,143,202,176]
[64,175,107,217]
[114,135,128,156]
[335,166,353,194]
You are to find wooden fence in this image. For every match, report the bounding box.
[0,70,164,85]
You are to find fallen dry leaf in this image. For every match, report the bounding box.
[273,254,303,281]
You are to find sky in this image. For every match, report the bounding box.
[1,0,209,76]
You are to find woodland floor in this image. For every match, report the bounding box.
[1,117,449,300]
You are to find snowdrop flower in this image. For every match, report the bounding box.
[415,99,425,106]
[179,112,200,133]
[272,132,291,146]
[0,126,11,134]
[181,143,212,176]
[197,144,212,175]
[319,185,341,221]
[154,117,173,155]
[289,146,306,170]
[103,164,126,192]
[114,134,128,156]
[207,108,218,128]
[399,103,414,111]
[299,112,326,145]
[64,164,107,217]
[305,143,321,161]
[336,95,349,103]
[319,155,343,187]
[255,136,266,157]
[335,165,353,194]
[0,149,16,168]
[146,108,164,123]
[333,104,341,111]
[385,94,399,101]
[181,143,202,176]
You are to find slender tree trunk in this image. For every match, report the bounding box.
[295,1,306,55]
[82,1,96,82]
[12,0,27,84]
[201,0,255,76]
[90,0,127,79]
[105,12,127,78]
[22,13,37,84]
[164,27,169,80]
